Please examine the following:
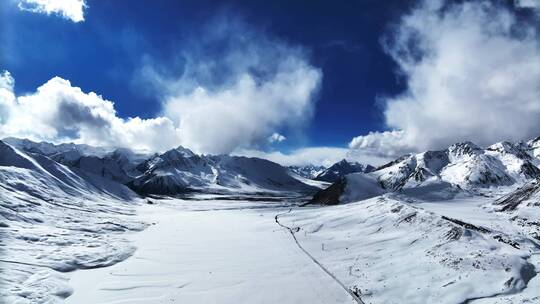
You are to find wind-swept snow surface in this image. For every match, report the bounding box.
[3,137,540,303]
[65,200,356,304]
[279,195,540,304]
[0,141,144,303]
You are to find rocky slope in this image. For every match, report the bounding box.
[314,159,375,182]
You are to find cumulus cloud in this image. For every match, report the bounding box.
[0,71,16,124]
[515,0,539,10]
[18,0,87,22]
[349,0,540,158]
[348,130,416,158]
[0,16,322,156]
[268,133,286,143]
[140,17,322,154]
[0,73,180,152]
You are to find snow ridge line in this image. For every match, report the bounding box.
[274,208,365,304]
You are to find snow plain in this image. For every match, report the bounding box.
[278,193,540,304]
[65,199,357,304]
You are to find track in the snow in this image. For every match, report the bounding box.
[274,208,365,304]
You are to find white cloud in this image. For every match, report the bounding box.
[349,130,416,158]
[163,65,320,154]
[18,0,87,23]
[268,133,286,143]
[515,0,540,10]
[350,0,540,158]
[237,147,349,167]
[140,17,322,155]
[237,146,391,167]
[0,73,180,152]
[0,17,322,155]
[0,71,16,125]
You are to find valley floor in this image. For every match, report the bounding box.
[64,199,356,304]
[27,193,540,304]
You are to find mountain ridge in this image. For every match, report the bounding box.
[311,138,540,205]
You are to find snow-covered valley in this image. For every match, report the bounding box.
[64,200,356,304]
[2,137,540,303]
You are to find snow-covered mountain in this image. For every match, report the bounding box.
[288,164,326,179]
[3,137,110,158]
[5,137,149,184]
[0,140,145,302]
[303,138,540,303]
[313,159,375,182]
[311,140,540,205]
[131,146,316,195]
[491,178,540,241]
[3,138,316,195]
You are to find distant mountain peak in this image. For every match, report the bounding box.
[311,135,540,205]
[288,164,326,179]
[314,159,375,182]
[447,141,482,158]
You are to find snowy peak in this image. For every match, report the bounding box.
[131,149,315,195]
[0,140,135,200]
[288,164,326,179]
[374,139,540,191]
[487,141,531,160]
[2,138,148,184]
[137,147,209,174]
[164,146,196,159]
[447,141,482,160]
[525,136,540,158]
[313,137,540,205]
[314,159,375,182]
[3,137,109,158]
[1,138,315,195]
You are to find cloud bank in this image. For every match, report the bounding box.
[18,0,87,22]
[237,147,350,167]
[350,0,540,158]
[141,18,322,154]
[0,18,321,156]
[0,72,180,152]
[238,146,391,167]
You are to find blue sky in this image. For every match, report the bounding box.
[0,0,539,166]
[0,1,411,146]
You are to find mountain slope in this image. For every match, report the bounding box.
[0,141,144,303]
[131,147,316,195]
[311,139,540,205]
[4,138,316,196]
[314,159,375,182]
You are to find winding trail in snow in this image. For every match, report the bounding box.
[65,201,354,304]
[274,208,365,304]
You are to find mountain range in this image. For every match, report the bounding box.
[312,138,540,205]
[3,136,540,303]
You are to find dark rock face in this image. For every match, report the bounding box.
[495,179,540,211]
[314,160,374,183]
[128,174,193,195]
[374,154,412,171]
[309,178,347,205]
